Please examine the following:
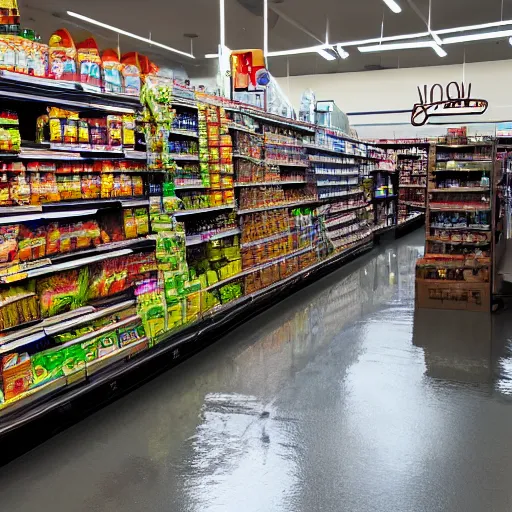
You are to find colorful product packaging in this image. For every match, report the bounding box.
[101,49,124,93]
[76,37,102,89]
[48,28,77,81]
[2,352,32,401]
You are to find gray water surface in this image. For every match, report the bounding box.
[2,229,512,512]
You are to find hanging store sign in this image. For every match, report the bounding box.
[411,82,488,126]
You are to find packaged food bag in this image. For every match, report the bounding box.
[76,37,102,89]
[48,29,77,81]
[101,49,123,93]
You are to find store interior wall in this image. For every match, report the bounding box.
[354,122,498,140]
[275,58,512,137]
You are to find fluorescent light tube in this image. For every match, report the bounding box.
[358,41,433,52]
[205,54,219,59]
[265,19,512,59]
[267,44,330,57]
[431,32,443,46]
[359,40,446,56]
[219,0,225,48]
[336,45,349,59]
[442,29,512,44]
[67,11,195,59]
[509,36,512,46]
[431,43,447,57]
[317,48,336,61]
[434,20,512,35]
[382,0,402,13]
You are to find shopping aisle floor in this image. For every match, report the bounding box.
[3,228,512,512]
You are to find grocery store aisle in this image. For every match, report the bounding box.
[3,229,512,512]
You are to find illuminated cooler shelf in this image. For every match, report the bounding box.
[185,228,241,246]
[227,123,263,136]
[173,204,236,217]
[241,230,291,249]
[265,160,310,168]
[237,198,319,215]
[0,74,384,449]
[0,70,141,113]
[234,180,306,187]
[0,237,374,430]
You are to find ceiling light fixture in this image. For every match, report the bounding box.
[358,41,432,52]
[382,0,402,13]
[430,32,443,46]
[509,36,512,45]
[223,18,512,60]
[263,0,268,57]
[67,11,195,59]
[219,0,226,48]
[336,45,349,59]
[442,29,512,44]
[431,42,447,57]
[265,34,429,57]
[205,53,219,58]
[267,44,331,57]
[434,20,512,35]
[317,48,336,61]
[358,40,446,56]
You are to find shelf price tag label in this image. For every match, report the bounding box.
[1,272,28,284]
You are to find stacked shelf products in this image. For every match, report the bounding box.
[367,145,397,233]
[0,31,382,429]
[371,139,431,233]
[303,126,375,249]
[416,135,497,311]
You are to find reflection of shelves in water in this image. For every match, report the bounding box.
[323,290,361,317]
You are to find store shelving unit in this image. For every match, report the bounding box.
[416,136,497,311]
[0,74,383,450]
[303,126,375,251]
[0,61,446,458]
[366,145,398,238]
[372,139,431,238]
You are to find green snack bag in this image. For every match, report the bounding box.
[166,297,184,331]
[97,332,119,358]
[81,339,98,362]
[206,270,219,286]
[143,301,166,341]
[62,344,86,376]
[32,349,66,386]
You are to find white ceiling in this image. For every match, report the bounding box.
[18,0,512,79]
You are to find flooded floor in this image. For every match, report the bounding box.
[3,229,512,512]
